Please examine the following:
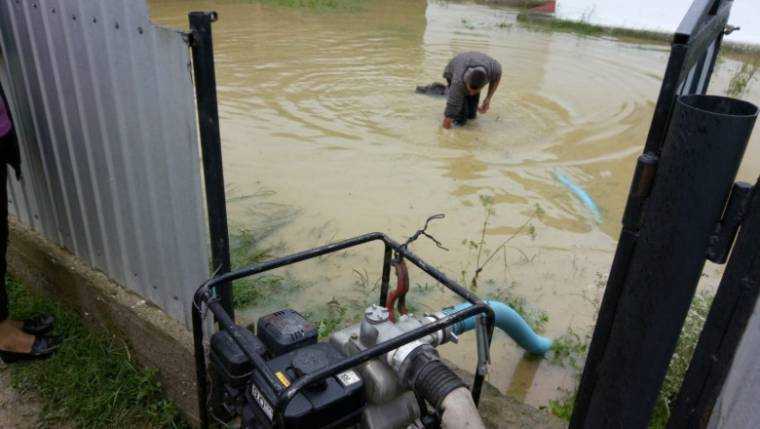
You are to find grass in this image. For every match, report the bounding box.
[456,195,548,332]
[517,12,671,42]
[546,290,714,428]
[5,278,187,428]
[304,268,381,339]
[229,228,307,310]
[310,299,349,339]
[462,195,542,290]
[246,0,369,11]
[727,60,759,97]
[515,10,760,63]
[547,327,589,369]
[548,392,575,421]
[649,291,713,427]
[486,283,549,332]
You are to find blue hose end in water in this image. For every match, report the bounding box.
[442,300,553,356]
[527,334,553,356]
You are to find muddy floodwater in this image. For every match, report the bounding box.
[150,0,760,408]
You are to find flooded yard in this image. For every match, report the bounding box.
[150,0,760,409]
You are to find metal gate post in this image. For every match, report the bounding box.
[579,95,756,428]
[668,180,760,429]
[572,2,736,426]
[571,152,657,426]
[189,11,234,319]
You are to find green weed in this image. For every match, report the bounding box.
[458,195,547,331]
[547,327,589,370]
[548,392,575,421]
[546,291,714,429]
[461,18,476,30]
[464,195,542,290]
[516,13,671,43]
[303,268,385,339]
[727,61,759,98]
[649,291,713,427]
[312,299,349,339]
[485,283,549,332]
[6,278,187,428]
[229,228,306,309]
[246,0,368,11]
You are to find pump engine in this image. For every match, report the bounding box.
[209,302,483,428]
[192,228,550,429]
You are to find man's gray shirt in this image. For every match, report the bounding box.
[442,52,502,118]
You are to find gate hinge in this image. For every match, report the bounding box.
[622,152,658,231]
[724,25,741,35]
[707,182,754,264]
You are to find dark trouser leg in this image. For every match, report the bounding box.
[465,92,480,120]
[0,162,7,322]
[446,79,467,125]
[454,93,481,126]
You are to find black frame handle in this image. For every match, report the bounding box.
[192,232,495,428]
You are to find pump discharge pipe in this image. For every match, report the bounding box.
[443,300,553,355]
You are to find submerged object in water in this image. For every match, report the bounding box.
[553,167,603,224]
[415,82,448,97]
[442,300,553,355]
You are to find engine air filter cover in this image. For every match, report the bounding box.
[257,309,318,357]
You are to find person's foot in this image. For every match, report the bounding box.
[11,314,55,336]
[0,320,35,354]
[0,335,60,363]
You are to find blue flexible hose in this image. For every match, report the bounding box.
[442,300,553,355]
[552,167,603,224]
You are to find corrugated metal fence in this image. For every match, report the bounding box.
[0,0,210,327]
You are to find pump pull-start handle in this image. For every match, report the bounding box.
[386,257,410,322]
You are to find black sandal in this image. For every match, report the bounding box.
[0,335,60,363]
[21,314,55,336]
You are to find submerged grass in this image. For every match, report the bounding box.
[517,13,671,43]
[246,0,369,11]
[727,60,759,97]
[457,194,548,331]
[546,290,714,429]
[304,268,380,339]
[6,278,187,428]
[516,12,760,63]
[230,230,306,310]
[485,283,549,332]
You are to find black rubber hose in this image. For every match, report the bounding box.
[406,347,465,410]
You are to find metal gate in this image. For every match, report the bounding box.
[572,0,760,427]
[0,0,210,327]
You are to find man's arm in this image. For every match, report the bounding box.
[486,78,500,100]
[480,58,502,113]
[442,117,454,129]
[479,78,500,113]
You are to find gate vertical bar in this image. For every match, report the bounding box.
[571,152,657,426]
[582,95,756,427]
[668,180,760,429]
[572,1,735,426]
[189,11,234,319]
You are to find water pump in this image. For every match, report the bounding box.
[192,226,551,429]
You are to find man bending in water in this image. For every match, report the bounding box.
[441,52,501,129]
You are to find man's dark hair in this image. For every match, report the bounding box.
[465,67,487,90]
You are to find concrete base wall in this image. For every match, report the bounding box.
[6,218,200,425]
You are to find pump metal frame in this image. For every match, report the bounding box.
[192,232,495,428]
